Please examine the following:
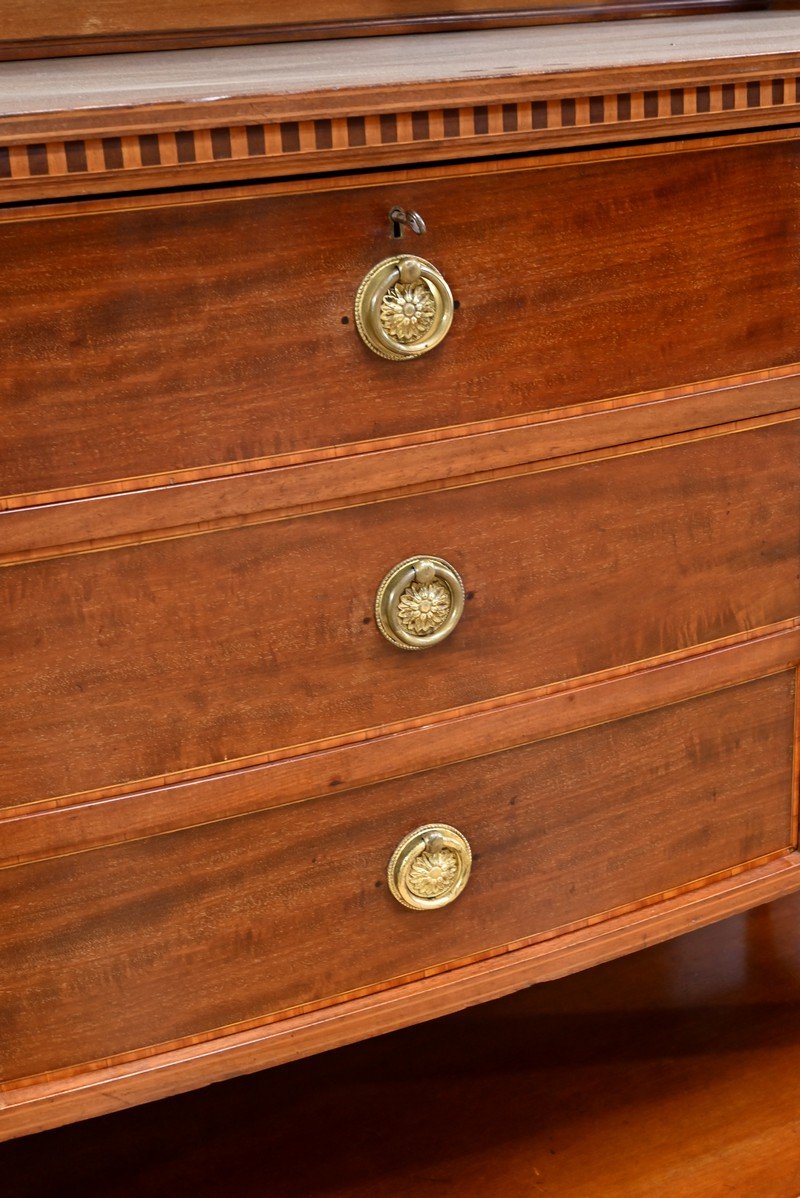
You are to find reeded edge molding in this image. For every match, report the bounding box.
[1,622,797,868]
[2,60,800,201]
[2,851,799,1141]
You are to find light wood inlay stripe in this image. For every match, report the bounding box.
[2,72,799,199]
[396,110,414,142]
[8,144,29,177]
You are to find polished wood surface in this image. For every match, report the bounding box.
[4,889,800,1196]
[4,370,800,557]
[3,624,797,867]
[5,421,798,809]
[1,674,791,1084]
[5,139,799,500]
[3,13,800,1144]
[4,853,799,1141]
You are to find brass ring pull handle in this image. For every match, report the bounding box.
[388,824,472,911]
[375,555,465,651]
[355,255,454,360]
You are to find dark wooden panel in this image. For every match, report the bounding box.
[0,0,716,42]
[0,673,793,1083]
[3,420,798,809]
[4,139,800,498]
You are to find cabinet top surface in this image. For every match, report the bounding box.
[1,13,799,119]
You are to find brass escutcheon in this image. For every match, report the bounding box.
[375,555,465,650]
[355,254,454,360]
[388,824,473,911]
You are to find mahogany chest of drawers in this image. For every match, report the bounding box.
[1,12,800,1140]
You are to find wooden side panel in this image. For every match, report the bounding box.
[4,139,800,498]
[3,420,798,809]
[0,673,793,1083]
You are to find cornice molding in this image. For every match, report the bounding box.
[2,66,800,202]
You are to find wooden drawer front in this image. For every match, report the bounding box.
[1,673,794,1082]
[4,139,800,499]
[5,420,798,809]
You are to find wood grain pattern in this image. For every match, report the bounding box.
[3,420,798,811]
[3,138,800,501]
[5,12,800,1151]
[2,623,797,868]
[0,673,793,1090]
[3,854,799,1144]
[4,376,800,562]
[8,886,800,1195]
[2,17,800,199]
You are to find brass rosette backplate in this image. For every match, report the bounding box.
[375,555,465,650]
[355,254,454,360]
[388,823,473,911]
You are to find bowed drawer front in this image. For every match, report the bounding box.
[4,419,798,808]
[4,137,800,500]
[1,673,794,1083]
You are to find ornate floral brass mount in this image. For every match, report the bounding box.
[375,556,465,650]
[355,254,454,360]
[388,823,473,911]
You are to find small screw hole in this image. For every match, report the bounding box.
[341,315,350,325]
[453,299,461,309]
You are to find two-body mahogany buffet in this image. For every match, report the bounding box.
[1,10,800,1141]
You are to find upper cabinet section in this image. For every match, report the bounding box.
[0,2,790,59]
[2,17,800,201]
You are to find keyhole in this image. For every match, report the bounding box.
[388,206,426,238]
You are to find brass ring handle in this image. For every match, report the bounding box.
[355,255,454,360]
[388,824,472,911]
[375,555,465,650]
